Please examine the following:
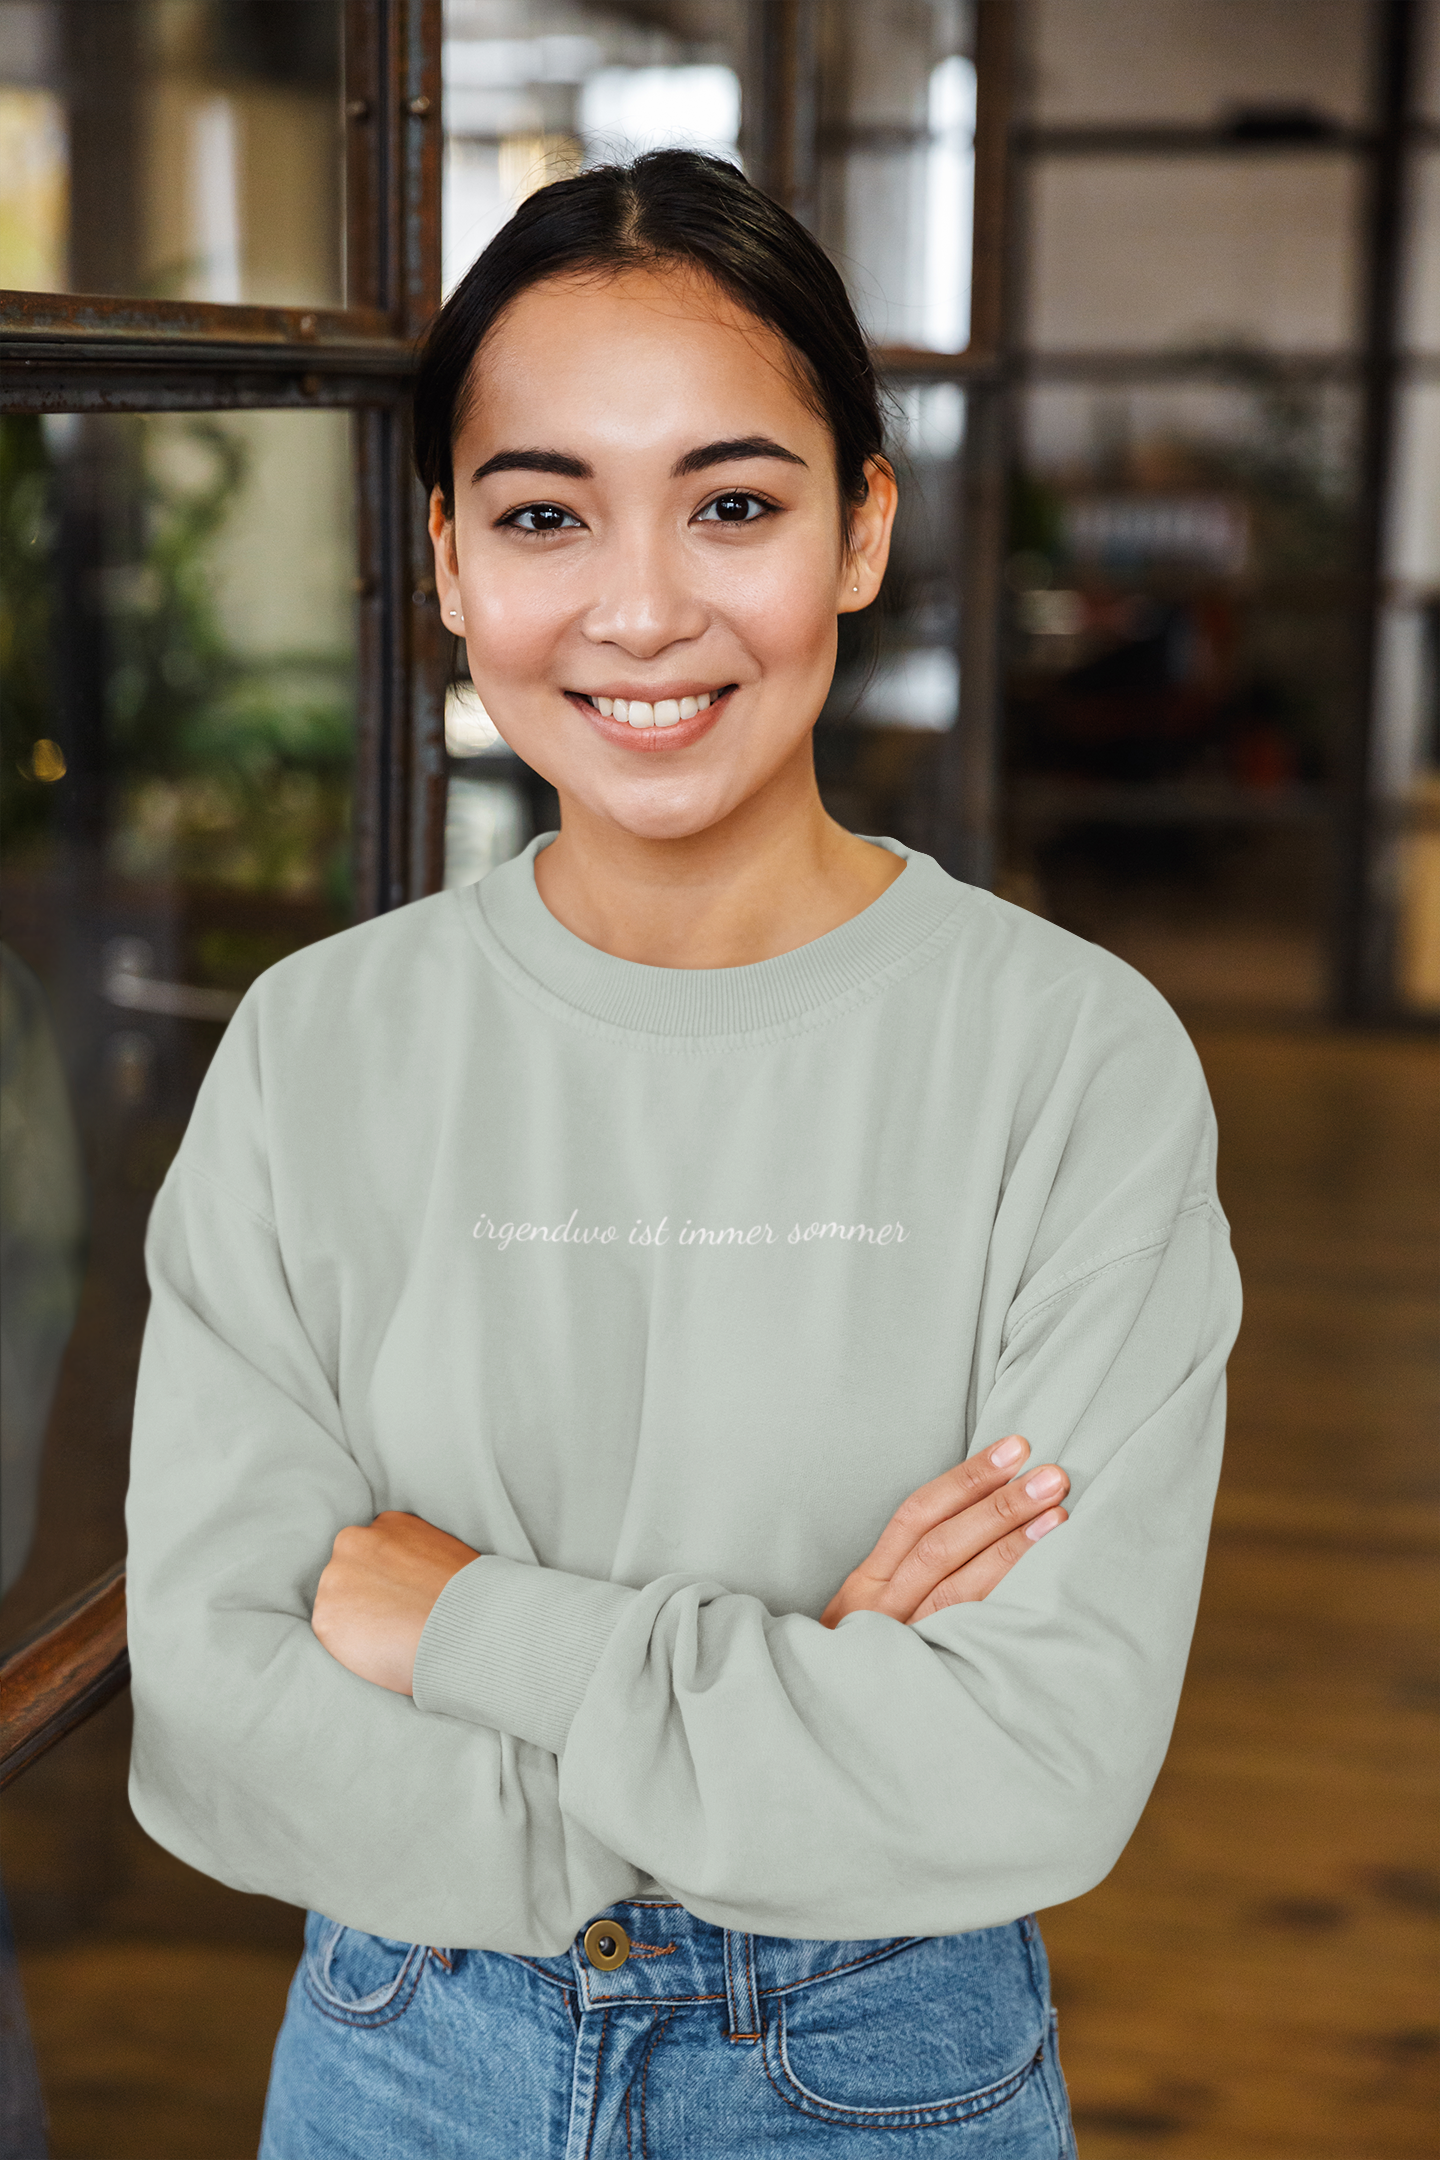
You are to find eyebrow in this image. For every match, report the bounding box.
[469,435,808,487]
[672,436,807,478]
[471,448,592,484]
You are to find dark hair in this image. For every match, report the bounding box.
[413,149,886,543]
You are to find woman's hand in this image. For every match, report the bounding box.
[820,1436,1068,1629]
[312,1448,1063,1687]
[312,1512,480,1694]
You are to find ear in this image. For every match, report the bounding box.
[837,457,898,615]
[428,487,465,632]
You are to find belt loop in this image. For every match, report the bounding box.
[723,1929,760,2043]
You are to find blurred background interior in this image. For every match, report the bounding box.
[0,2,1436,2155]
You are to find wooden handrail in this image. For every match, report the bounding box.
[0,1563,130,1791]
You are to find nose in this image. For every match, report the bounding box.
[582,527,709,660]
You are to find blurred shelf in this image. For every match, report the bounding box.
[1009,577,1370,610]
[1013,119,1440,157]
[867,348,1440,387]
[1008,779,1333,830]
[1016,348,1440,383]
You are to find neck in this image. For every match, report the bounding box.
[532,745,905,968]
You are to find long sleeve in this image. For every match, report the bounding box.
[125,1156,644,1952]
[415,1190,1241,1941]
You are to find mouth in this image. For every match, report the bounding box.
[569,684,737,732]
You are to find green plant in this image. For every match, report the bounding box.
[0,415,59,848]
[0,414,354,912]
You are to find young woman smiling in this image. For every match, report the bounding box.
[125,152,1242,2160]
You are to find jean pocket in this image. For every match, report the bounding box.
[301,1913,431,2029]
[763,1924,1049,2130]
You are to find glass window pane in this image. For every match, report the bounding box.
[1418,0,1440,125]
[0,407,356,1638]
[814,380,967,858]
[1003,376,1364,1017]
[0,0,344,307]
[1026,153,1363,352]
[1024,0,1374,128]
[1401,149,1440,355]
[827,380,964,729]
[814,0,976,351]
[441,0,747,299]
[442,0,978,354]
[1371,595,1440,1016]
[1377,384,1440,1015]
[1389,383,1440,585]
[442,678,538,888]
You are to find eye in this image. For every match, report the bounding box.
[500,503,583,534]
[695,490,773,526]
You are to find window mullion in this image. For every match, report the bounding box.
[348,0,444,914]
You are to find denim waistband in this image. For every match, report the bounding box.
[509,1899,925,2031]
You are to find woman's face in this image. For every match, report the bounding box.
[430,265,896,843]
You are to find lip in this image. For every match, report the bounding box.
[582,683,725,704]
[566,685,736,752]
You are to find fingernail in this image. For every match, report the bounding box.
[1025,1467,1064,1501]
[1025,1508,1065,1543]
[991,1436,1026,1468]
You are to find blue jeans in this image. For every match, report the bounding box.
[259,1898,1078,2157]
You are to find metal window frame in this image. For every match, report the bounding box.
[0,0,445,917]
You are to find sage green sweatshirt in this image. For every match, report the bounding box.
[125,836,1241,1953]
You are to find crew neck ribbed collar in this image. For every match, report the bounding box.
[463,834,969,1041]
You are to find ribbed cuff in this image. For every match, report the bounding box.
[412,1554,636,1756]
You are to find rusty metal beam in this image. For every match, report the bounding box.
[354,407,408,915]
[401,0,443,341]
[0,294,416,409]
[0,368,410,413]
[1,290,395,346]
[345,0,390,310]
[347,0,446,916]
[400,0,449,900]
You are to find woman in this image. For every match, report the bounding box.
[125,152,1241,2158]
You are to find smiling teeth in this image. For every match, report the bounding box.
[593,691,713,728]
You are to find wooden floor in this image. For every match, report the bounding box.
[6,1023,1438,2158]
[1044,1025,1440,2158]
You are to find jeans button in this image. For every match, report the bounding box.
[583,1919,631,1971]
